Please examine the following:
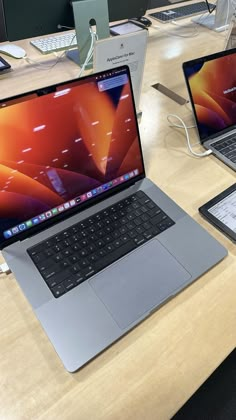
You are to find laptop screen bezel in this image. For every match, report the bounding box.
[0,65,145,250]
[182,47,236,145]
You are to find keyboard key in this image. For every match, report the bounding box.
[52,283,66,298]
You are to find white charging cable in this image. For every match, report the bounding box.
[167,114,212,157]
[0,262,11,274]
[78,26,98,77]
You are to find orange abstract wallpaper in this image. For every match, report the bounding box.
[184,54,236,140]
[0,70,144,242]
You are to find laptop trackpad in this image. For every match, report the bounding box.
[89,239,191,330]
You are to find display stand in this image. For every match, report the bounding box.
[67,0,110,67]
[192,0,234,32]
[225,12,236,49]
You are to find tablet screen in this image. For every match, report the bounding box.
[110,22,143,36]
[199,183,236,241]
[208,190,236,232]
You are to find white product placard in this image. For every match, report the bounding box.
[93,30,148,109]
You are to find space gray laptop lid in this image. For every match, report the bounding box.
[183,48,236,171]
[0,65,145,250]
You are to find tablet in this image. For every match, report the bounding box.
[110,22,144,36]
[199,183,236,242]
[0,56,11,72]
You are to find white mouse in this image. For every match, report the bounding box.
[0,43,26,59]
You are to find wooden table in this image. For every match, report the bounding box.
[0,11,235,420]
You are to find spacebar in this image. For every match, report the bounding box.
[93,241,136,273]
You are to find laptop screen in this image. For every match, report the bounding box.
[0,66,144,248]
[183,49,236,142]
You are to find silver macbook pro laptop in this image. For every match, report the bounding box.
[0,65,227,372]
[183,48,236,172]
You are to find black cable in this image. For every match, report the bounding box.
[205,0,216,13]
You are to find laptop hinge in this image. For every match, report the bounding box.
[206,127,236,146]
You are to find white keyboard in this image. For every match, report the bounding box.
[30,31,77,54]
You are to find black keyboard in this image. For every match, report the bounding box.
[149,2,214,23]
[28,191,175,298]
[212,137,236,163]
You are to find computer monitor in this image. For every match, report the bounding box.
[3,0,149,66]
[192,0,235,31]
[0,0,6,42]
[148,0,190,7]
[3,0,73,42]
[3,0,149,41]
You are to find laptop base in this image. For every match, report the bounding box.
[3,178,227,371]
